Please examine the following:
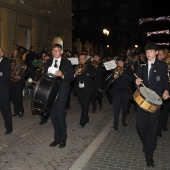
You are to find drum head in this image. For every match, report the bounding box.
[140,87,162,105]
[31,74,61,113]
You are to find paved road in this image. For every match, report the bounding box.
[0,93,169,170]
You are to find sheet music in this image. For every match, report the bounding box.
[68,58,79,65]
[103,60,117,70]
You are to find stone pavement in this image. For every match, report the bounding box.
[0,93,169,170]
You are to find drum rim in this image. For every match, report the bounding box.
[135,89,161,107]
[31,76,42,111]
[137,104,161,113]
[139,87,162,105]
[134,90,162,113]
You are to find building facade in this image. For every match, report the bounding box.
[0,0,72,55]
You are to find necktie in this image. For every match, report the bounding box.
[148,63,154,81]
[54,60,58,68]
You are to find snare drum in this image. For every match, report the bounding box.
[133,87,162,113]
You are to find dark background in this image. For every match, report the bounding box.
[72,0,170,54]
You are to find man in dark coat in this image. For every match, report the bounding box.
[43,44,74,148]
[74,53,95,127]
[0,48,13,135]
[135,43,169,167]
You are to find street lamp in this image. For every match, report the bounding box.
[103,29,109,36]
[103,29,110,56]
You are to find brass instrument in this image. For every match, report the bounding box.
[75,56,92,73]
[114,66,124,76]
[104,66,124,88]
[163,53,170,64]
[163,53,170,81]
[125,56,134,68]
[91,60,99,69]
[34,62,45,82]
[10,45,28,82]
[52,37,63,49]
[64,50,72,59]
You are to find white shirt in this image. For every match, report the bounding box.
[0,57,3,62]
[52,57,61,68]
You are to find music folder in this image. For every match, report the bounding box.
[31,59,43,67]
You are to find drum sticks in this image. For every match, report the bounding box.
[134,73,152,95]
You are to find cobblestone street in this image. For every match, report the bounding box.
[0,93,169,170]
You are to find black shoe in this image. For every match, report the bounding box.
[122,123,127,127]
[92,108,96,113]
[5,130,13,135]
[111,127,118,131]
[146,158,154,167]
[18,112,23,117]
[99,105,103,110]
[59,141,66,148]
[157,133,162,138]
[12,113,19,116]
[114,127,118,130]
[66,106,71,110]
[39,121,47,125]
[49,141,59,147]
[79,124,85,128]
[163,128,168,131]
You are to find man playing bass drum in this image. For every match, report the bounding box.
[135,43,169,167]
[43,44,74,148]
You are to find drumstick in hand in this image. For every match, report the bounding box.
[134,73,152,95]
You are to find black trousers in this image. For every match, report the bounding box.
[10,81,25,114]
[0,98,13,131]
[91,88,102,110]
[50,87,69,142]
[112,92,129,128]
[40,114,49,123]
[136,107,160,160]
[158,99,170,134]
[78,90,92,125]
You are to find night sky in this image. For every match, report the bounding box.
[151,1,169,17]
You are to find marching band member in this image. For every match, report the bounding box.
[91,53,105,113]
[10,47,34,117]
[43,43,74,148]
[74,53,95,128]
[0,48,13,135]
[111,57,135,131]
[135,43,169,167]
[157,49,170,136]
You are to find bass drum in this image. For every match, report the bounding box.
[31,73,61,114]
